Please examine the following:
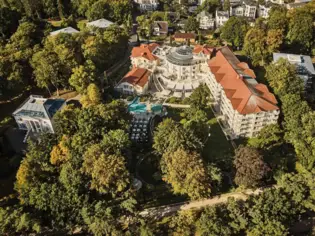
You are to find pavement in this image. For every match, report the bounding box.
[139,188,267,219]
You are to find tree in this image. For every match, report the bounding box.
[82,201,124,236]
[221,16,249,47]
[184,16,199,32]
[267,6,288,31]
[243,28,267,66]
[161,148,212,199]
[0,7,20,40]
[188,84,210,110]
[223,0,230,11]
[265,58,304,97]
[266,29,284,54]
[0,206,41,234]
[246,188,301,231]
[221,17,249,48]
[234,146,270,188]
[153,118,202,155]
[278,172,315,211]
[53,105,79,137]
[80,83,102,107]
[31,49,66,96]
[168,210,198,236]
[69,60,98,93]
[82,143,130,196]
[248,124,284,150]
[197,204,235,236]
[287,10,314,53]
[199,0,220,14]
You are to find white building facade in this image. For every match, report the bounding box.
[215,10,229,27]
[13,95,66,134]
[197,11,215,30]
[127,44,279,139]
[134,0,159,11]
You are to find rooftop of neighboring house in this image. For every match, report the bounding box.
[86,18,114,28]
[131,43,159,61]
[208,47,279,114]
[216,10,229,17]
[119,68,151,88]
[273,53,315,75]
[13,95,66,119]
[174,32,196,39]
[134,0,159,4]
[152,21,168,32]
[197,10,213,18]
[49,27,79,36]
[193,44,215,55]
[242,0,257,6]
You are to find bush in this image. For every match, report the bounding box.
[126,96,134,101]
[167,97,180,104]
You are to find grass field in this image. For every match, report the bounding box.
[202,108,234,171]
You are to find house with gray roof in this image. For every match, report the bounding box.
[13,95,66,134]
[49,27,79,36]
[273,53,315,89]
[86,18,114,29]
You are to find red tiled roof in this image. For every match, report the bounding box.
[208,47,278,115]
[121,67,151,88]
[174,32,196,39]
[193,44,215,55]
[131,43,159,61]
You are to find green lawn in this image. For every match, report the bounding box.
[202,109,234,171]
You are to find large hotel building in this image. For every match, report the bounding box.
[115,43,279,139]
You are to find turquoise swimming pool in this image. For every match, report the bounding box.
[128,97,163,114]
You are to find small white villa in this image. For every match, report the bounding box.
[86,19,114,29]
[13,95,66,134]
[49,27,79,36]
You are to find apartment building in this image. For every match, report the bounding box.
[197,11,215,30]
[13,95,66,134]
[206,47,279,139]
[134,0,159,11]
[215,10,229,27]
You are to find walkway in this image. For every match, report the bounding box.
[139,187,274,219]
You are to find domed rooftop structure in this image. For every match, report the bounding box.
[166,46,194,66]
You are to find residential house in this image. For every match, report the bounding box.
[197,11,215,30]
[49,27,79,36]
[243,0,257,18]
[230,4,245,17]
[152,21,168,36]
[173,32,196,44]
[206,47,279,139]
[215,10,229,27]
[134,0,159,11]
[258,3,273,18]
[273,53,315,90]
[193,44,215,59]
[115,68,152,95]
[130,43,160,69]
[13,95,66,134]
[86,18,114,29]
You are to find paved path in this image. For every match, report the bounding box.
[139,188,267,219]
